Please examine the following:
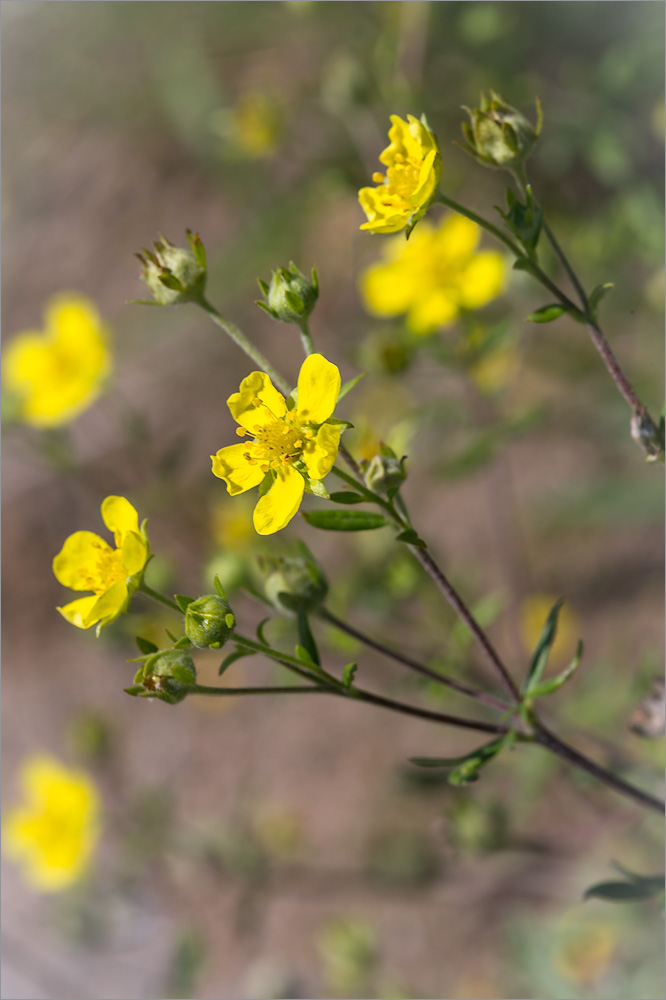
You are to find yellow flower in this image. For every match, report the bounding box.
[211,354,342,535]
[2,755,101,892]
[2,294,111,427]
[360,213,506,335]
[358,114,442,235]
[53,496,150,633]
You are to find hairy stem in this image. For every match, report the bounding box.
[138,582,181,614]
[199,297,291,395]
[298,319,316,356]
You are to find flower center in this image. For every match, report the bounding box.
[77,540,124,594]
[242,411,312,473]
[373,152,421,209]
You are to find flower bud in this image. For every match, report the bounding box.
[185,595,236,649]
[461,91,542,172]
[363,447,406,496]
[262,542,328,614]
[141,650,197,704]
[257,263,319,324]
[136,231,207,306]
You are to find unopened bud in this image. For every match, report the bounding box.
[262,542,327,614]
[137,231,207,306]
[364,447,406,495]
[141,650,197,704]
[461,91,541,172]
[257,263,318,324]
[185,595,235,649]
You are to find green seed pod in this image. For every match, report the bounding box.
[185,595,236,649]
[257,262,319,324]
[142,649,197,704]
[137,231,207,306]
[262,542,328,614]
[461,90,542,172]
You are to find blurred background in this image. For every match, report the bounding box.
[1,2,664,998]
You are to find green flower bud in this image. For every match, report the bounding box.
[185,595,236,649]
[461,90,542,173]
[262,542,328,614]
[257,262,319,324]
[142,649,197,704]
[137,231,207,306]
[363,447,406,496]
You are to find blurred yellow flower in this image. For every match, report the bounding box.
[520,594,580,667]
[211,354,342,535]
[470,340,520,394]
[53,496,150,633]
[2,294,111,427]
[211,93,282,159]
[360,214,506,335]
[211,496,255,551]
[2,755,101,892]
[358,114,441,235]
[554,921,617,987]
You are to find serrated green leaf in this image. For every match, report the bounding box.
[302,510,388,531]
[329,491,365,505]
[395,528,426,548]
[521,599,564,694]
[175,594,194,613]
[219,648,250,676]
[297,609,320,666]
[338,372,367,401]
[136,636,158,655]
[527,640,583,698]
[342,662,357,688]
[527,304,566,323]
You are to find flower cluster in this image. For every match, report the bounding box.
[2,294,111,427]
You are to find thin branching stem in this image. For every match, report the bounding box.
[138,582,181,614]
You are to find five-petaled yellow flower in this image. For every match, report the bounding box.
[53,496,150,633]
[360,214,506,335]
[211,354,342,535]
[358,114,442,235]
[2,755,101,892]
[2,294,111,427]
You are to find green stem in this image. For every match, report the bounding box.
[298,319,316,356]
[198,297,291,395]
[191,684,325,697]
[138,582,181,614]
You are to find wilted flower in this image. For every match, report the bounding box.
[137,232,207,306]
[2,755,101,891]
[461,90,542,172]
[211,354,342,535]
[53,496,150,633]
[2,294,111,427]
[360,213,506,335]
[358,114,441,236]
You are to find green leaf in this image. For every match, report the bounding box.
[521,599,564,694]
[329,491,365,505]
[213,575,227,600]
[338,372,367,401]
[171,665,196,684]
[512,258,533,273]
[133,663,147,684]
[588,282,614,316]
[303,477,330,499]
[527,303,566,323]
[410,735,512,785]
[256,618,272,646]
[158,271,183,292]
[302,510,388,532]
[165,629,178,643]
[395,528,426,548]
[527,640,583,698]
[173,635,192,649]
[584,879,665,902]
[175,594,195,613]
[124,685,145,697]
[294,643,315,665]
[258,470,274,498]
[136,636,158,655]
[297,609,320,666]
[218,648,250,676]
[342,662,357,688]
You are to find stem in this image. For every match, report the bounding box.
[138,582,181,614]
[533,720,665,815]
[319,606,510,713]
[298,319,315,356]
[585,321,648,413]
[191,684,325,697]
[198,297,291,395]
[541,218,589,311]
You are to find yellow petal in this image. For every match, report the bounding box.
[101,496,139,547]
[211,443,265,496]
[296,354,341,424]
[57,596,99,629]
[434,214,480,264]
[459,252,507,309]
[121,531,148,576]
[2,332,51,391]
[227,371,286,433]
[360,258,418,316]
[83,580,129,628]
[407,289,459,335]
[253,466,304,535]
[303,423,341,479]
[52,531,112,590]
